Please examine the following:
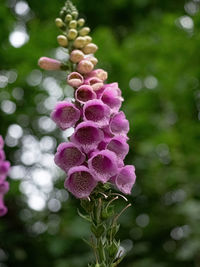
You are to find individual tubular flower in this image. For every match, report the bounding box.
[67,72,84,88]
[88,150,118,183]
[0,161,10,180]
[101,84,123,113]
[75,85,96,104]
[114,165,136,194]
[0,150,5,161]
[83,99,110,127]
[64,166,97,198]
[106,136,129,163]
[54,142,86,172]
[0,135,10,217]
[0,181,9,194]
[38,57,62,70]
[70,121,103,153]
[110,111,129,136]
[51,101,80,130]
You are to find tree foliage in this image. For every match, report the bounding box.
[0,0,200,266]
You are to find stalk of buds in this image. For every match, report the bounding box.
[0,135,10,217]
[38,1,136,266]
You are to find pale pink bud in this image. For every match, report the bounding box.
[70,50,85,63]
[77,60,94,74]
[84,77,103,91]
[86,69,108,82]
[67,72,84,87]
[82,43,98,54]
[86,56,98,66]
[38,57,61,70]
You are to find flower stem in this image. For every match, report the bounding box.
[80,185,129,267]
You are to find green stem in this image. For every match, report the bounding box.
[80,185,129,267]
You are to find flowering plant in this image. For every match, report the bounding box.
[0,135,10,217]
[38,1,136,266]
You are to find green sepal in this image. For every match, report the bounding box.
[107,239,119,258]
[101,205,114,220]
[107,224,120,239]
[112,224,120,237]
[91,223,105,238]
[81,199,94,213]
[77,208,92,222]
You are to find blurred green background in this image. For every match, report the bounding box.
[0,0,200,266]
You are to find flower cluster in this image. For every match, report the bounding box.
[38,1,136,199]
[51,72,136,198]
[0,135,10,217]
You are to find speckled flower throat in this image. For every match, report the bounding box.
[38,1,136,266]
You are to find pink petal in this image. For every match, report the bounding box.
[106,136,129,160]
[110,111,129,136]
[88,150,118,183]
[64,166,97,198]
[75,85,96,104]
[70,121,104,153]
[51,101,80,130]
[54,142,86,172]
[83,99,110,127]
[115,165,136,194]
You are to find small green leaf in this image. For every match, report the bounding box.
[77,208,91,222]
[107,239,119,258]
[91,223,105,238]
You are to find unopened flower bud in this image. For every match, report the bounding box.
[59,10,65,17]
[79,27,90,36]
[57,35,68,47]
[84,36,92,45]
[38,57,61,70]
[68,29,78,40]
[74,37,86,48]
[55,18,64,28]
[82,43,98,54]
[72,11,78,19]
[77,18,85,27]
[86,56,98,66]
[70,50,84,63]
[77,60,94,74]
[65,14,72,21]
[85,77,103,91]
[67,72,84,87]
[87,69,108,82]
[69,20,77,29]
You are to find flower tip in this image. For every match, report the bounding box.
[38,57,61,71]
